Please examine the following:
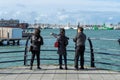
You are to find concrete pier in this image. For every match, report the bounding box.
[0,65,120,80]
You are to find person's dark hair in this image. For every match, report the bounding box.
[35,28,41,34]
[78,27,84,32]
[34,28,41,37]
[60,28,65,34]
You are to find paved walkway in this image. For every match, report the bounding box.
[0,65,120,80]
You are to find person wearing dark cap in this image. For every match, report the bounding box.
[73,27,86,70]
[29,28,44,70]
[51,28,69,70]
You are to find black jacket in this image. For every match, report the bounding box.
[30,34,43,51]
[73,32,86,47]
[57,35,69,55]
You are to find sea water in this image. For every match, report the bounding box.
[0,29,120,71]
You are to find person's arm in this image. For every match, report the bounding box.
[30,35,32,44]
[73,35,77,42]
[29,35,33,52]
[65,37,69,46]
[40,36,44,45]
[50,33,59,38]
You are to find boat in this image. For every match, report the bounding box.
[93,24,114,30]
[72,27,77,29]
[99,27,113,30]
[93,25,99,30]
[64,26,71,29]
[114,25,120,30]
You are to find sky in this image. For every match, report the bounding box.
[0,0,120,24]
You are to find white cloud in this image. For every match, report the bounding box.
[58,15,69,21]
[39,14,48,17]
[108,17,113,20]
[16,11,21,15]
[12,11,21,18]
[3,11,8,15]
[1,0,120,12]
[16,3,26,8]
[0,0,120,24]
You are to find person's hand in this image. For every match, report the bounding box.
[50,32,53,35]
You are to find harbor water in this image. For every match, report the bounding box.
[0,29,120,71]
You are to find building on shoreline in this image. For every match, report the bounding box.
[0,19,19,28]
[0,19,120,30]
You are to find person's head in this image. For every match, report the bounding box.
[60,28,65,36]
[78,27,84,33]
[34,28,40,35]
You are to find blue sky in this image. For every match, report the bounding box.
[0,0,120,24]
[1,0,120,12]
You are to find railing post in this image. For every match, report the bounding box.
[88,37,95,67]
[24,36,31,66]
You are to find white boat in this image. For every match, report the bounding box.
[64,26,70,29]
[72,27,77,29]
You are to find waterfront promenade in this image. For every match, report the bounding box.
[0,65,120,80]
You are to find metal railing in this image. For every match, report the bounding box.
[89,38,120,71]
[0,37,120,71]
[24,37,120,71]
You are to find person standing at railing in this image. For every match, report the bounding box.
[51,28,69,70]
[73,27,86,70]
[29,28,44,70]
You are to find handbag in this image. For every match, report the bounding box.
[54,41,59,48]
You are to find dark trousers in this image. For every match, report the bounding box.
[74,45,85,68]
[59,54,67,68]
[30,51,40,67]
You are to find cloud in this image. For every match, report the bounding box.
[16,3,26,8]
[0,0,120,24]
[39,14,48,17]
[34,14,48,22]
[12,11,21,18]
[108,17,113,20]
[1,0,120,14]
[58,15,69,21]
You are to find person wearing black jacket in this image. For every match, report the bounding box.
[73,27,86,70]
[30,28,43,70]
[51,28,69,70]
